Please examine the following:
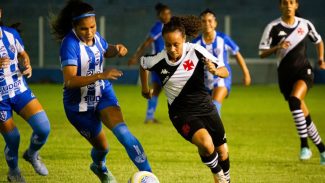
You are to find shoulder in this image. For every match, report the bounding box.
[263,18,282,32]
[297,17,315,27]
[150,21,163,31]
[61,32,79,47]
[1,26,20,37]
[141,50,167,69]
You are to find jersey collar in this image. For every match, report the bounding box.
[280,16,299,29]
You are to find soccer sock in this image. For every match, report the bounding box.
[306,115,325,153]
[112,123,151,172]
[2,127,20,171]
[91,148,109,172]
[146,96,158,120]
[213,100,222,116]
[200,150,222,174]
[219,157,230,183]
[288,96,308,148]
[27,111,50,157]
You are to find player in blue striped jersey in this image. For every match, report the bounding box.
[128,3,171,123]
[193,9,251,115]
[51,1,151,182]
[0,8,50,182]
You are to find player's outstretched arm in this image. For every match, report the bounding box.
[234,52,251,86]
[63,66,123,89]
[128,37,154,66]
[104,44,128,58]
[315,41,325,70]
[139,66,153,99]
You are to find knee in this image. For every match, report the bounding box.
[288,96,301,111]
[197,138,215,156]
[28,111,50,139]
[217,144,229,161]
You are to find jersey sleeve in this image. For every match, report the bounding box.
[306,20,322,44]
[11,29,25,53]
[259,23,274,50]
[140,55,155,70]
[60,38,79,68]
[223,34,239,55]
[194,44,224,68]
[149,22,162,41]
[96,32,109,51]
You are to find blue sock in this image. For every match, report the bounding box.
[146,96,158,120]
[2,127,20,171]
[112,123,151,172]
[27,111,50,157]
[91,148,109,172]
[213,100,222,116]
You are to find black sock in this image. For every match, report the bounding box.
[219,157,230,183]
[200,150,222,174]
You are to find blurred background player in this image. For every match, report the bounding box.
[51,0,151,182]
[128,3,171,123]
[193,9,251,115]
[140,16,230,183]
[0,8,50,182]
[259,0,325,164]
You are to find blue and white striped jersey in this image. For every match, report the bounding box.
[0,26,28,101]
[149,21,164,54]
[60,30,109,112]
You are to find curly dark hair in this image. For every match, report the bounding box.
[50,0,95,41]
[162,15,201,38]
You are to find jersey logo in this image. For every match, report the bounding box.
[183,60,194,71]
[297,27,305,36]
[9,45,16,54]
[160,69,169,75]
[278,31,287,36]
[0,111,8,122]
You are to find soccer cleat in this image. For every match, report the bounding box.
[320,151,325,165]
[144,118,160,124]
[23,150,49,176]
[214,170,228,183]
[7,169,26,183]
[90,163,117,183]
[300,147,312,160]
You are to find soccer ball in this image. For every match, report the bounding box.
[128,171,160,183]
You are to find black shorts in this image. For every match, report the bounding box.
[169,111,226,147]
[278,65,314,101]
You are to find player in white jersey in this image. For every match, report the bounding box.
[51,1,151,182]
[259,0,325,164]
[193,9,251,115]
[140,16,230,183]
[0,8,50,182]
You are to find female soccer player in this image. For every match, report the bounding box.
[193,9,251,115]
[0,8,50,182]
[140,16,230,183]
[128,3,171,123]
[51,0,151,182]
[259,0,325,164]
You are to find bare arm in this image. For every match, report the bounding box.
[204,59,229,78]
[63,66,123,89]
[128,37,154,66]
[315,41,325,69]
[234,52,251,86]
[259,40,291,58]
[104,44,128,58]
[18,51,32,78]
[139,66,153,99]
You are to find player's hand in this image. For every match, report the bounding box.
[0,57,10,68]
[128,55,138,66]
[19,57,32,78]
[141,89,153,99]
[116,44,128,57]
[319,60,325,70]
[243,74,251,86]
[278,40,291,50]
[203,58,217,75]
[100,68,123,80]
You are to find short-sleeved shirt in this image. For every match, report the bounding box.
[0,26,28,101]
[60,30,110,112]
[149,21,165,54]
[141,42,224,115]
[259,17,322,74]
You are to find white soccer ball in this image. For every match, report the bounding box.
[128,171,160,183]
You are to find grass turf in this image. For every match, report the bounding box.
[0,84,325,183]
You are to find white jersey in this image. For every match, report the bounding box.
[0,26,28,101]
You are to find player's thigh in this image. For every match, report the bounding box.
[290,80,308,100]
[212,87,228,103]
[191,128,215,156]
[100,106,124,130]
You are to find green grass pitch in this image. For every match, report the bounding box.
[0,84,325,183]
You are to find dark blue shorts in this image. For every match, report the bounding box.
[0,89,36,123]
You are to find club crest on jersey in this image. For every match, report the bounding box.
[183,60,194,71]
[9,45,15,54]
[181,123,191,137]
[214,48,220,56]
[297,27,305,36]
[0,111,8,122]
